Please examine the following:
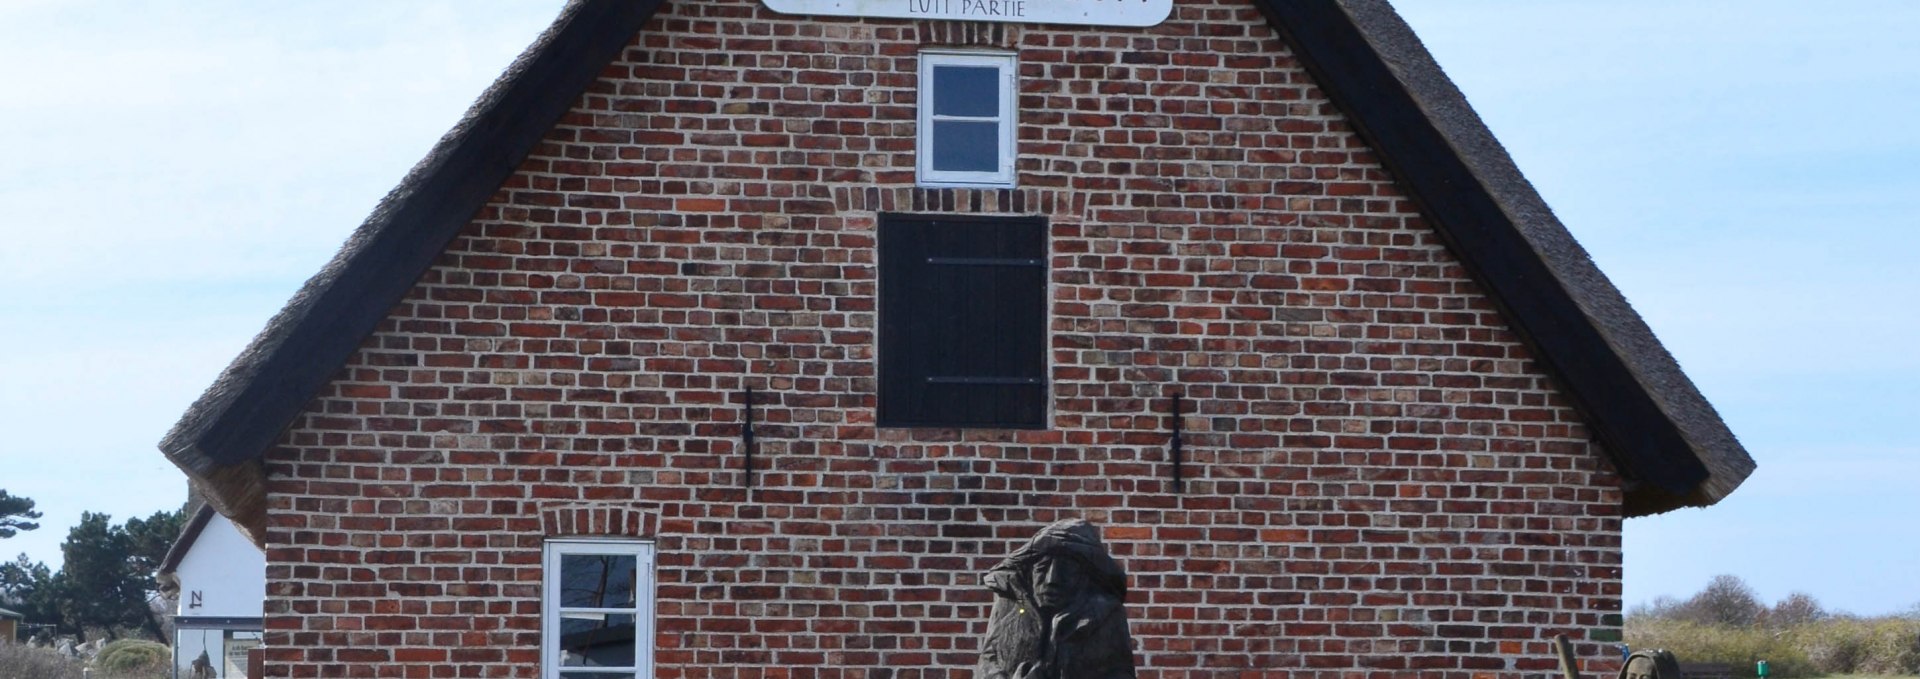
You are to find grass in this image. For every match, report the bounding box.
[1628,617,1920,678]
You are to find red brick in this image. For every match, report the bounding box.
[257,1,1626,678]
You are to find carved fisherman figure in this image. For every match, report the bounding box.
[976,519,1137,679]
[1619,649,1681,679]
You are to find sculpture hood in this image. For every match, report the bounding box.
[982,519,1128,607]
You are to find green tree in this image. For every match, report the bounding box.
[0,490,42,539]
[58,512,145,639]
[0,508,187,642]
[121,509,186,639]
[0,553,69,641]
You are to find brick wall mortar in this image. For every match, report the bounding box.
[261,1,1625,677]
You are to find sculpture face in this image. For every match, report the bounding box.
[1032,556,1084,612]
[976,519,1137,679]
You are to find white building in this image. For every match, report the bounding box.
[159,504,265,679]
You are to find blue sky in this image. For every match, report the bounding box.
[1394,0,1920,615]
[2,2,1914,615]
[0,0,568,571]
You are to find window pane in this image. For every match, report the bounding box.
[933,65,1000,117]
[560,554,638,608]
[932,121,1000,172]
[173,628,213,679]
[559,613,639,667]
[559,674,637,679]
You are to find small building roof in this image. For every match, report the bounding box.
[0,606,22,620]
[159,0,1752,541]
[158,503,218,579]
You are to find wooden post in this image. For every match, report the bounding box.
[1554,634,1583,679]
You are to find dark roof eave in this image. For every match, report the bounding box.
[157,502,219,598]
[159,503,218,578]
[156,0,668,540]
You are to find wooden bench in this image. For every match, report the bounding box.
[1677,662,1735,679]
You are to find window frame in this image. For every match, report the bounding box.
[917,50,1019,188]
[541,540,656,679]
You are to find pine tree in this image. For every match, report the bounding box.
[0,490,41,539]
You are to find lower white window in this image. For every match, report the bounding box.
[542,540,655,679]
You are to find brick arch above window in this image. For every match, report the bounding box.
[830,185,1095,223]
[913,20,1021,49]
[540,503,659,539]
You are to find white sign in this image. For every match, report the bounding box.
[224,636,261,678]
[763,0,1173,27]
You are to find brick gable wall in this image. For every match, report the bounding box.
[261,1,1625,676]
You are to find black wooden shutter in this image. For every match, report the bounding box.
[878,214,1047,428]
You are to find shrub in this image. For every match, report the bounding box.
[1627,616,1920,678]
[1630,578,1920,677]
[1624,618,1815,678]
[93,638,170,678]
[0,642,85,679]
[1802,621,1865,675]
[1800,618,1920,676]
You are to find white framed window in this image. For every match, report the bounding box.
[542,540,655,679]
[917,50,1018,188]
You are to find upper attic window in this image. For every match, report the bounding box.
[918,51,1017,188]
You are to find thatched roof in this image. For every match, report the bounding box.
[160,0,1752,543]
[156,503,218,595]
[157,0,666,541]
